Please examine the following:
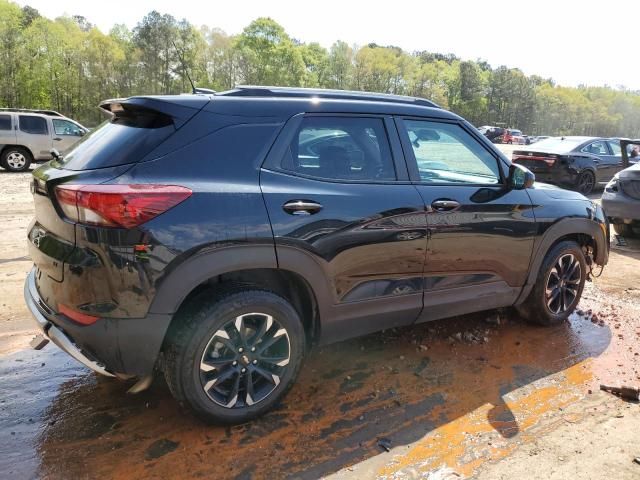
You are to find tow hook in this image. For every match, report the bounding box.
[30,333,49,350]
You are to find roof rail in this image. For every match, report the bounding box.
[218,86,440,108]
[0,108,64,117]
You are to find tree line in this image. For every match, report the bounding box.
[1,0,639,137]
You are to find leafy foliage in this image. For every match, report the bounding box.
[2,0,639,135]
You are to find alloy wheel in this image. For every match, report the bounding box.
[577,172,595,194]
[6,152,26,169]
[199,312,291,408]
[545,253,582,314]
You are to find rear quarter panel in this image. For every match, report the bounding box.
[79,114,286,318]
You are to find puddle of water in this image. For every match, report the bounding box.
[0,348,90,478]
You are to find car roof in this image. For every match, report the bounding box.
[558,136,599,142]
[0,109,83,124]
[112,86,465,123]
[198,87,459,120]
[218,86,440,108]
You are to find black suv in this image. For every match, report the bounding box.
[24,87,609,423]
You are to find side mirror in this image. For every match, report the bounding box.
[49,148,63,161]
[78,129,86,137]
[509,163,535,190]
[415,128,441,141]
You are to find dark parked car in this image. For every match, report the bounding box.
[512,136,629,194]
[602,139,640,237]
[24,87,609,423]
[478,125,505,143]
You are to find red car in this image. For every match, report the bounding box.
[501,129,527,144]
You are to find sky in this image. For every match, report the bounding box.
[13,0,640,90]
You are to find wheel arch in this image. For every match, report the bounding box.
[150,245,331,345]
[515,217,608,305]
[1,144,35,160]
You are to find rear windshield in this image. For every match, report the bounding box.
[530,137,586,153]
[57,116,174,170]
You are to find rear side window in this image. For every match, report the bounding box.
[59,116,174,170]
[581,141,608,155]
[19,115,48,135]
[0,115,11,130]
[282,116,396,181]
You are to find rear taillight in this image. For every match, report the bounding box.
[512,154,557,167]
[54,184,192,228]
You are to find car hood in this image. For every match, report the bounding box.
[528,181,589,201]
[619,162,640,180]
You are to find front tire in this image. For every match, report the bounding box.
[0,147,32,172]
[517,240,586,326]
[163,288,305,424]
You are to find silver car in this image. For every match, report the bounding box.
[0,109,88,172]
[602,139,640,237]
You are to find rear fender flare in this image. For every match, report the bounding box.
[148,245,335,322]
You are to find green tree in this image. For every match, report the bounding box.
[133,11,179,94]
[234,17,304,86]
[1,0,639,134]
[325,41,353,89]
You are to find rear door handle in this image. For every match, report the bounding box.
[431,199,461,212]
[53,137,62,141]
[283,200,323,215]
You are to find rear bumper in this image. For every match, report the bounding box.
[602,191,640,222]
[24,267,172,377]
[512,163,576,186]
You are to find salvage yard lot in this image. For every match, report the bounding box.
[1,165,639,479]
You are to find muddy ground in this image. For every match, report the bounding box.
[0,163,639,480]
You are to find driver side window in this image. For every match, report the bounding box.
[401,119,501,185]
[53,119,82,136]
[281,116,396,182]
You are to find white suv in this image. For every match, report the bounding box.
[0,109,88,172]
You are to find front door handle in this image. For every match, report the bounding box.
[431,199,461,212]
[283,200,323,215]
[53,137,62,141]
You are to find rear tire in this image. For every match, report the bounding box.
[613,223,638,238]
[163,288,305,424]
[517,240,586,326]
[0,147,32,172]
[575,170,595,195]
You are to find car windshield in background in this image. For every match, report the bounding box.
[531,137,586,152]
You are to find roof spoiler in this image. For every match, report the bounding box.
[99,95,209,129]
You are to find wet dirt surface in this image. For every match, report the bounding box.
[1,168,640,479]
[1,285,639,479]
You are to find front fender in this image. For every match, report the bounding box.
[515,215,609,305]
